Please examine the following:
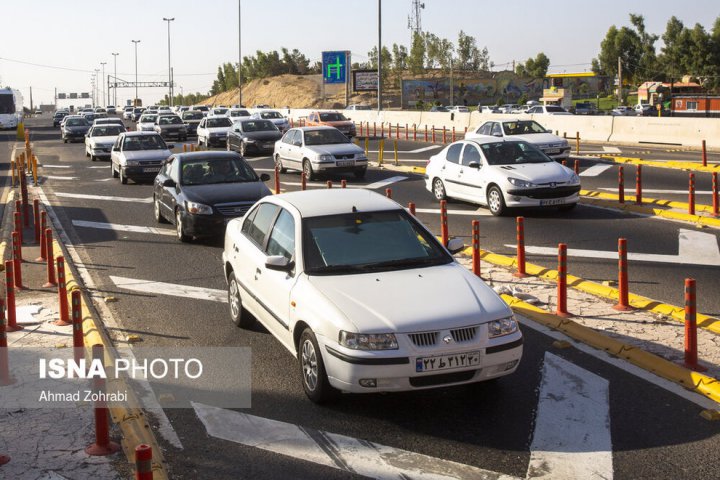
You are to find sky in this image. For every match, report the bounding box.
[1,0,717,106]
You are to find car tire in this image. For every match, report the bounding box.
[175,209,190,242]
[153,196,168,223]
[487,186,506,216]
[353,167,366,179]
[197,137,203,147]
[299,328,337,404]
[432,178,447,201]
[274,155,287,174]
[90,154,96,162]
[63,138,67,144]
[228,272,252,328]
[111,162,118,178]
[119,167,128,185]
[302,159,316,181]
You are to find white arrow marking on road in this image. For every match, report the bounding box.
[579,164,613,177]
[57,192,153,203]
[578,146,622,154]
[505,229,720,266]
[527,352,612,480]
[599,188,714,195]
[72,220,175,236]
[110,276,227,303]
[193,402,520,480]
[95,178,115,182]
[46,175,78,180]
[415,207,492,217]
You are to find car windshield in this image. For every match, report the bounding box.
[259,111,282,119]
[160,116,183,125]
[303,210,452,275]
[123,135,168,151]
[91,126,123,136]
[140,115,157,123]
[207,117,233,128]
[502,121,547,135]
[230,110,250,117]
[66,119,88,126]
[304,129,350,146]
[319,113,348,122]
[180,157,258,185]
[183,111,203,120]
[239,120,277,132]
[195,106,209,112]
[480,141,552,165]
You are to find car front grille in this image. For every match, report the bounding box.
[215,201,255,217]
[450,326,478,343]
[334,154,355,160]
[408,332,438,347]
[409,370,477,387]
[408,325,480,347]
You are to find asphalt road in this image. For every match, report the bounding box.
[3,117,719,479]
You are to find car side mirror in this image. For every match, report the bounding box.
[446,238,465,254]
[468,161,481,169]
[163,178,176,187]
[265,255,294,272]
[167,144,175,149]
[260,173,271,182]
[112,146,119,151]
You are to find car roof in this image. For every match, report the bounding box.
[293,126,337,132]
[268,189,401,218]
[120,131,163,137]
[173,151,242,162]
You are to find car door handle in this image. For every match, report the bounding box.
[233,244,239,253]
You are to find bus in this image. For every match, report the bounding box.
[0,87,23,130]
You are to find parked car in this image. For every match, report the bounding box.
[210,107,229,117]
[305,111,356,138]
[345,104,371,111]
[429,106,449,112]
[154,114,188,141]
[137,114,159,132]
[61,116,91,143]
[499,104,520,114]
[426,138,580,216]
[634,104,657,116]
[53,111,69,127]
[251,110,290,132]
[526,105,572,115]
[573,102,598,115]
[228,108,252,121]
[254,104,271,109]
[197,116,234,148]
[611,106,634,116]
[110,131,174,184]
[222,188,523,403]
[85,124,126,161]
[273,126,368,180]
[181,110,204,136]
[153,151,271,242]
[479,105,500,114]
[447,105,470,113]
[466,119,571,161]
[227,119,282,156]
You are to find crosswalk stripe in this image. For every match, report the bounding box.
[46,176,78,180]
[57,193,152,203]
[579,164,613,177]
[110,276,227,302]
[72,220,175,236]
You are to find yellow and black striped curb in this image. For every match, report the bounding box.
[605,156,720,173]
[500,294,720,405]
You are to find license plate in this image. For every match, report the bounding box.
[336,160,355,167]
[142,167,160,173]
[544,149,560,154]
[416,351,480,372]
[540,198,565,206]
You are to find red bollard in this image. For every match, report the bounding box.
[11,233,24,290]
[5,261,22,332]
[556,243,571,317]
[340,179,347,189]
[574,159,580,175]
[408,201,416,216]
[71,290,84,364]
[635,164,642,205]
[385,188,392,199]
[33,198,40,244]
[682,278,706,371]
[43,228,56,288]
[405,123,408,140]
[688,173,695,215]
[14,211,23,246]
[702,140,707,167]
[613,238,632,311]
[0,453,9,466]
[471,220,480,277]
[452,126,456,142]
[413,124,417,141]
[440,200,448,247]
[618,166,625,204]
[1,298,16,386]
[381,122,384,138]
[442,126,447,144]
[53,256,71,326]
[432,125,436,143]
[274,166,280,195]
[464,126,468,137]
[36,211,47,261]
[301,172,307,191]
[713,172,719,217]
[85,344,121,456]
[326,180,332,189]
[373,122,377,137]
[289,118,294,128]
[424,125,428,142]
[514,216,528,278]
[135,444,153,480]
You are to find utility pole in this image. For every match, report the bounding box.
[163,17,175,106]
[29,86,33,112]
[132,40,141,106]
[377,0,382,111]
[238,0,242,106]
[617,56,623,105]
[111,53,119,106]
[100,62,107,106]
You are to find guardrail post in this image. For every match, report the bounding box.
[618,166,625,204]
[713,172,719,217]
[395,123,400,140]
[452,126,456,142]
[574,159,579,175]
[5,261,21,332]
[405,123,408,140]
[43,228,56,288]
[431,125,436,143]
[613,238,632,311]
[702,140,707,167]
[373,122,376,137]
[72,290,84,364]
[274,166,280,195]
[393,139,398,166]
[413,124,417,141]
[11,233,23,289]
[688,173,695,215]
[514,216,528,278]
[442,126,447,144]
[408,201,416,216]
[36,211,47,261]
[53,256,70,326]
[364,137,369,156]
[380,122,384,138]
[301,172,307,191]
[424,125,428,142]
[440,200,448,247]
[14,210,23,246]
[556,243,571,317]
[385,188,392,199]
[471,220,480,277]
[85,344,121,456]
[340,179,347,188]
[635,164,642,205]
[378,138,385,166]
[326,180,332,189]
[135,444,153,480]
[682,278,706,372]
[32,154,38,186]
[575,131,580,155]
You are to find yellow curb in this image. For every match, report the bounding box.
[579,195,720,228]
[581,189,718,216]
[606,156,720,173]
[500,294,720,404]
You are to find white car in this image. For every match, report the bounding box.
[136,113,158,132]
[425,138,581,216]
[526,105,573,115]
[447,105,470,113]
[110,131,174,184]
[122,106,135,120]
[228,108,252,121]
[252,109,289,132]
[84,124,126,161]
[222,189,523,402]
[273,126,368,180]
[196,116,234,148]
[611,106,634,116]
[466,119,571,161]
[210,107,229,117]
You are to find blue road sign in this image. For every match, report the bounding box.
[322,51,347,84]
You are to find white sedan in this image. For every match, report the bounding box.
[425,138,581,216]
[84,124,126,161]
[222,189,523,403]
[466,119,571,161]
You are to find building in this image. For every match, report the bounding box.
[541,73,612,108]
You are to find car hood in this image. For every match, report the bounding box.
[492,161,575,184]
[244,131,283,141]
[183,181,270,205]
[89,135,118,145]
[321,120,354,128]
[305,143,364,156]
[307,264,511,333]
[205,127,232,134]
[122,150,172,161]
[506,132,565,145]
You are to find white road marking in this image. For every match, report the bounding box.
[71,220,175,236]
[95,178,115,182]
[579,164,613,177]
[46,175,78,180]
[506,229,720,266]
[110,276,227,303]
[193,402,520,480]
[368,145,442,154]
[599,188,713,195]
[527,352,612,480]
[87,166,109,169]
[415,207,492,216]
[364,175,408,190]
[281,175,408,190]
[603,146,622,153]
[39,165,71,168]
[56,192,153,203]
[579,146,622,154]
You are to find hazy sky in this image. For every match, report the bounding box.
[1,0,717,106]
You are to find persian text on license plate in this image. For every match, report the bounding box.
[337,160,355,167]
[545,149,561,154]
[142,167,160,173]
[416,351,480,372]
[540,198,565,206]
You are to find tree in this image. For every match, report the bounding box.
[367,45,392,85]
[515,52,550,78]
[592,24,643,83]
[408,31,425,74]
[456,30,480,70]
[391,43,408,87]
[629,14,658,81]
[424,33,454,70]
[477,46,493,71]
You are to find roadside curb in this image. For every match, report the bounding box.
[606,156,720,173]
[581,189,718,216]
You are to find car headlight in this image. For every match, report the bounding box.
[507,177,536,188]
[355,154,367,160]
[318,154,335,162]
[488,318,518,338]
[243,138,256,143]
[185,201,213,215]
[560,140,569,148]
[339,331,398,350]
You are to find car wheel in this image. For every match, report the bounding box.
[487,186,506,216]
[302,159,316,181]
[197,137,203,147]
[432,178,447,201]
[63,138,67,144]
[274,154,287,174]
[228,272,252,328]
[90,154,96,162]
[175,209,190,242]
[299,328,337,403]
[153,196,168,224]
[353,167,366,179]
[119,167,128,185]
[111,162,118,178]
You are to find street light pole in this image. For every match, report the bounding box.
[100,62,107,106]
[94,69,100,107]
[112,53,119,106]
[238,0,242,106]
[163,17,175,107]
[131,40,141,106]
[377,0,382,111]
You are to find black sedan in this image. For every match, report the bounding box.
[153,151,272,242]
[226,119,283,156]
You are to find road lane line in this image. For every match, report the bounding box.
[110,276,227,303]
[72,220,175,236]
[368,145,442,154]
[416,208,492,216]
[527,352,612,480]
[281,176,408,190]
[57,192,153,203]
[87,166,109,169]
[579,164,613,177]
[46,175,79,180]
[193,402,520,480]
[39,165,71,168]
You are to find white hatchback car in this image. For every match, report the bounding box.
[222,189,523,402]
[425,138,581,215]
[466,119,571,161]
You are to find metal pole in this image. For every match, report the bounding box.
[100,62,106,106]
[163,18,175,107]
[132,40,141,106]
[238,0,242,106]
[112,53,119,106]
[377,0,382,111]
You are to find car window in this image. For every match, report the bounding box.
[266,209,295,261]
[207,117,233,128]
[241,120,277,132]
[282,130,298,145]
[319,113,347,122]
[477,123,491,135]
[546,106,565,113]
[244,203,280,249]
[491,123,503,136]
[260,111,282,119]
[180,156,259,185]
[480,141,551,166]
[461,145,482,166]
[160,116,182,125]
[304,129,349,145]
[92,126,123,136]
[445,143,462,165]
